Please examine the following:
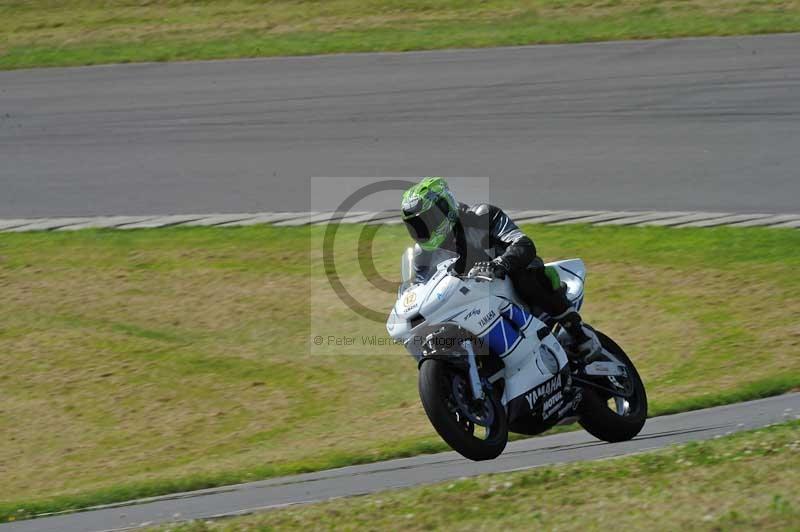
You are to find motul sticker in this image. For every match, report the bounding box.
[542,391,564,419]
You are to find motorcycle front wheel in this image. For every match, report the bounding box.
[578,329,647,442]
[418,358,508,461]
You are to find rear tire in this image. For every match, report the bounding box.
[578,331,647,442]
[418,359,508,461]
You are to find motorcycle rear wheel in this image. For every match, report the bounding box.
[418,359,508,461]
[578,330,647,442]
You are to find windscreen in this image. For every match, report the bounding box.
[399,247,415,294]
[398,247,459,295]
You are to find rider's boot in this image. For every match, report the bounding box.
[556,311,602,362]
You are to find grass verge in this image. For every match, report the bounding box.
[0,223,799,521]
[158,420,800,531]
[2,0,800,70]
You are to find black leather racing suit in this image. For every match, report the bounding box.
[411,203,573,321]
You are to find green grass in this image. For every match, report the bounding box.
[157,420,800,531]
[2,0,800,70]
[1,223,799,522]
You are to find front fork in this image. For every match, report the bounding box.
[463,340,485,401]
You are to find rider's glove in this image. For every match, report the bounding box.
[467,259,509,280]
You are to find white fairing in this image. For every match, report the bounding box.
[387,252,587,410]
[548,258,586,311]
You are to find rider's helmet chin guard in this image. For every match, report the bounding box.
[401,177,458,251]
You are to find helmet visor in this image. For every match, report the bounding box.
[403,198,450,244]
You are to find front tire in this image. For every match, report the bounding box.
[418,359,508,461]
[578,330,647,442]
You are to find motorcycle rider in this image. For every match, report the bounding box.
[400,176,601,360]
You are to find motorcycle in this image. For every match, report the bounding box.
[386,248,647,461]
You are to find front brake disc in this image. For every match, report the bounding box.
[451,374,494,426]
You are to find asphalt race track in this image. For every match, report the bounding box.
[1,33,800,218]
[3,393,798,532]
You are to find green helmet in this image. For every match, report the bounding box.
[401,177,458,251]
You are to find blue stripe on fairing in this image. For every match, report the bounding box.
[501,330,524,358]
[502,320,519,347]
[501,304,532,332]
[482,317,521,356]
[484,322,507,355]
